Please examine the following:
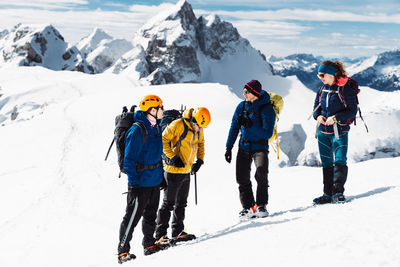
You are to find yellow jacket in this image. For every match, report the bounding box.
[163,108,205,174]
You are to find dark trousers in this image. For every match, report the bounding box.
[155,172,190,239]
[118,185,160,254]
[236,149,269,209]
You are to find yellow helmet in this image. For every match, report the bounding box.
[139,95,163,112]
[192,107,211,128]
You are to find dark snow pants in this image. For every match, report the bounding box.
[118,185,160,254]
[236,149,269,209]
[155,172,190,239]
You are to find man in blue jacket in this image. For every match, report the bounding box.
[225,80,276,220]
[117,95,167,263]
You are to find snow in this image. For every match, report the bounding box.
[347,55,378,76]
[1,63,400,267]
[76,28,113,57]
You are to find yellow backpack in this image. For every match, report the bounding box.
[268,93,284,159]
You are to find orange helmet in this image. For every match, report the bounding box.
[192,107,211,128]
[139,95,163,112]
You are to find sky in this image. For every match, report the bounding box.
[0,0,399,59]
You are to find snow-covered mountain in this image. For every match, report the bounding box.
[109,0,274,94]
[268,54,323,92]
[0,23,93,73]
[270,51,400,92]
[349,49,400,91]
[76,28,133,73]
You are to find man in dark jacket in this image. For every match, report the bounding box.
[225,80,276,220]
[117,95,167,264]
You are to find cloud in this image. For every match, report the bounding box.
[0,8,144,43]
[233,20,311,38]
[0,0,88,10]
[0,2,398,58]
[204,8,400,24]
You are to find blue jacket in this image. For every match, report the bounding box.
[313,77,358,134]
[226,91,276,152]
[123,110,163,187]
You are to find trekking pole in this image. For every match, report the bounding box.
[194,172,198,205]
[104,138,115,161]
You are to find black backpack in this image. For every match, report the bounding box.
[160,108,189,150]
[105,105,148,177]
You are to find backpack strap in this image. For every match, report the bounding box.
[134,122,148,146]
[172,118,189,149]
[257,103,270,125]
[133,122,163,173]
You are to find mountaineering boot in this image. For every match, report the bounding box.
[323,167,334,196]
[144,240,170,256]
[172,231,196,244]
[333,164,348,195]
[313,167,334,204]
[313,193,332,204]
[239,205,257,220]
[256,205,269,218]
[332,193,346,203]
[117,252,136,264]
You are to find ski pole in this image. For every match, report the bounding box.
[194,172,198,205]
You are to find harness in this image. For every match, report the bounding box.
[239,101,270,150]
[134,122,163,172]
[313,81,368,140]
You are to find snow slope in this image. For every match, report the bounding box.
[0,66,400,267]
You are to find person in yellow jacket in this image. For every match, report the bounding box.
[155,107,211,243]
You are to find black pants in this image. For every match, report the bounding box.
[118,185,160,254]
[236,149,269,209]
[155,172,190,239]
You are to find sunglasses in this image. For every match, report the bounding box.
[154,105,164,111]
[243,88,250,94]
[191,118,201,128]
[317,73,325,79]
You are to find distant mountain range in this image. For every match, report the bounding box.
[0,0,399,92]
[269,51,400,91]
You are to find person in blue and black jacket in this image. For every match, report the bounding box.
[312,61,358,204]
[225,80,276,220]
[117,95,167,263]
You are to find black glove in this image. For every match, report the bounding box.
[159,177,167,191]
[237,116,252,128]
[191,159,204,174]
[169,155,185,168]
[225,148,232,163]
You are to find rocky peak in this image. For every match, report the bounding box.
[166,0,198,31]
[0,23,93,73]
[375,49,400,66]
[76,28,113,58]
[197,14,246,60]
[134,0,201,84]
[351,49,400,91]
[110,0,273,91]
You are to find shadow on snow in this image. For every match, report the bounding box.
[177,186,397,247]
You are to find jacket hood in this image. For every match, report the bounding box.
[183,108,194,120]
[134,110,150,126]
[253,90,270,107]
[336,76,349,87]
